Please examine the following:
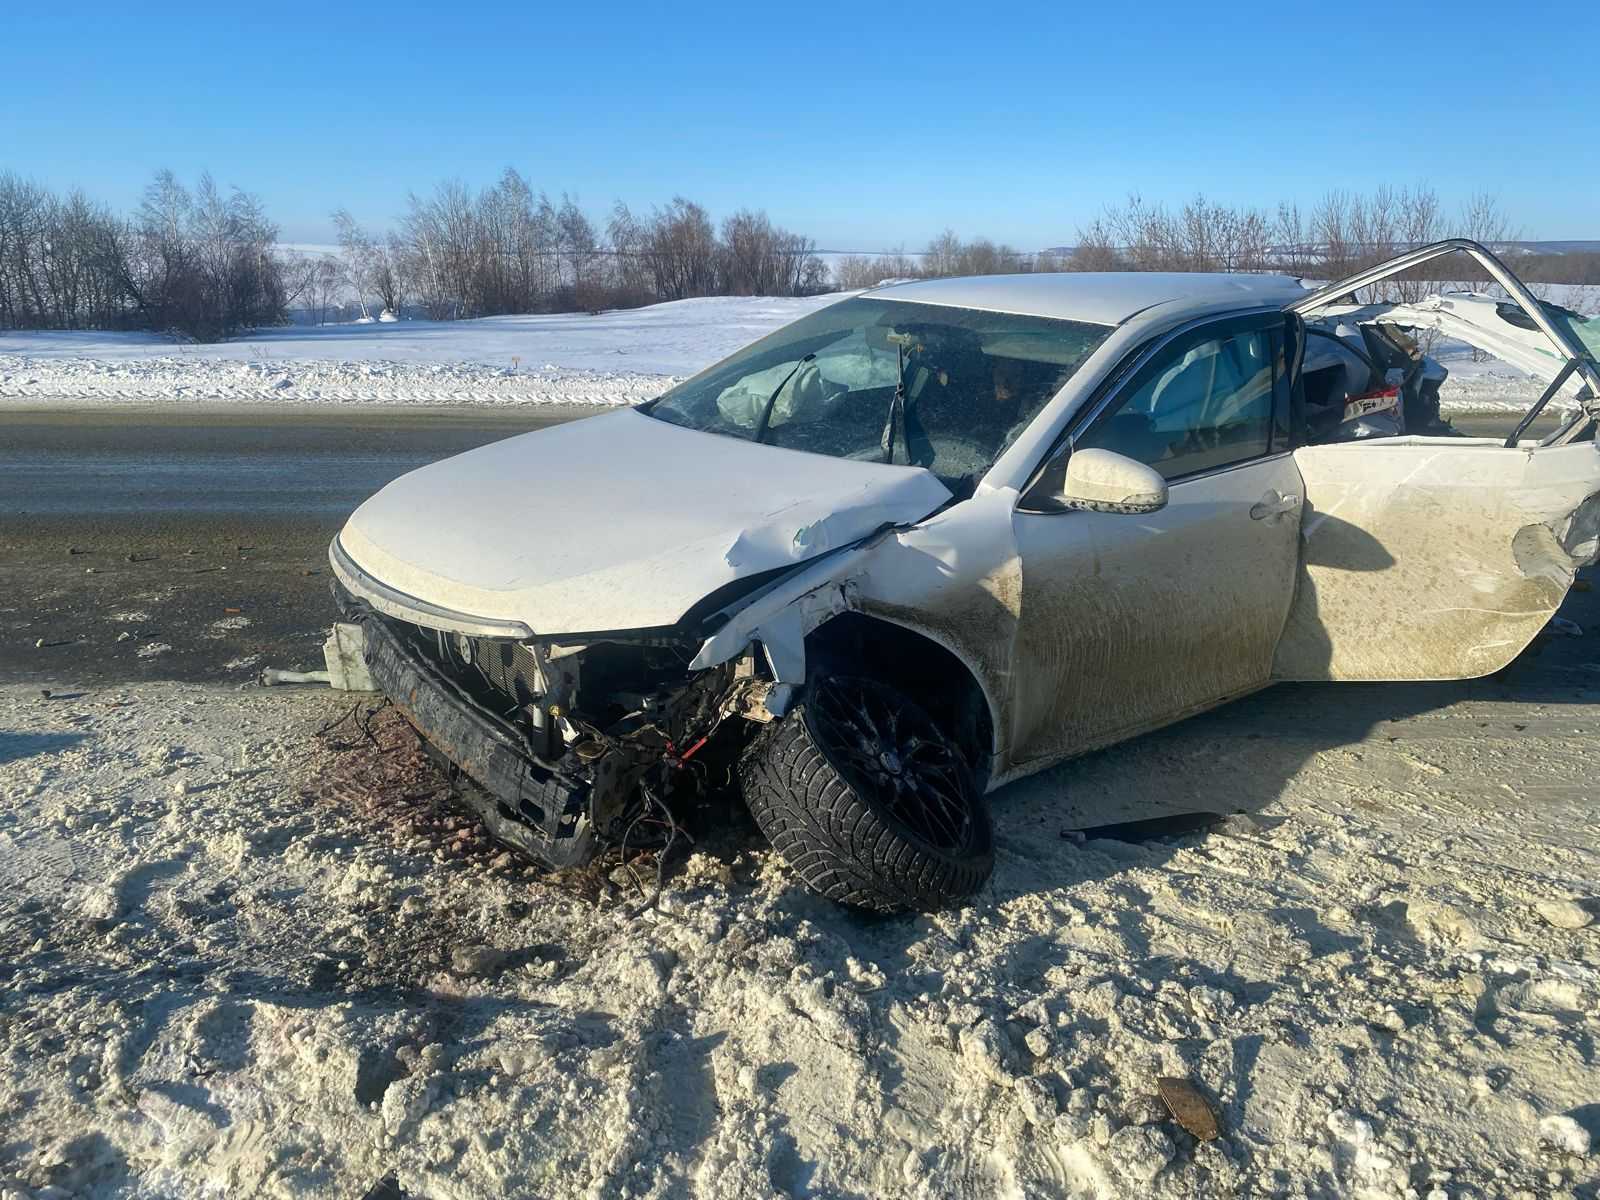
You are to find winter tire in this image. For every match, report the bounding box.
[740,675,992,912]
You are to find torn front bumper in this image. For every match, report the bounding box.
[356,611,600,869]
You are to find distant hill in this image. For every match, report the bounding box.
[1042,240,1600,258]
[1501,240,1600,255]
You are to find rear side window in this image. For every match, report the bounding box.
[1076,323,1277,480]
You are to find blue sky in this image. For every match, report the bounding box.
[4,0,1596,248]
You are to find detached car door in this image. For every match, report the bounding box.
[1008,311,1304,766]
[1272,239,1600,681]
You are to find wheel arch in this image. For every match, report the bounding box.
[803,611,1000,786]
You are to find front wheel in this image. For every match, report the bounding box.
[739,675,993,911]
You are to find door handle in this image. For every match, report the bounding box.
[1250,490,1302,521]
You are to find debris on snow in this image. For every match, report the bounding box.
[1157,1076,1222,1141]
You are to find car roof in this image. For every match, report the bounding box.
[866,271,1311,326]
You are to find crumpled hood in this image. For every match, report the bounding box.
[336,407,952,635]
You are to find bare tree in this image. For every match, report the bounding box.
[923,229,963,277]
[333,209,405,317]
[831,255,878,289]
[831,248,917,289]
[607,202,655,305]
[275,249,321,312]
[640,197,719,300]
[1067,218,1122,271]
[14,166,1559,340]
[304,255,345,325]
[1273,202,1313,276]
[719,210,823,296]
[556,195,601,309]
[1453,192,1520,300]
[111,170,287,339]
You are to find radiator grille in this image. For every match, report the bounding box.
[467,638,543,708]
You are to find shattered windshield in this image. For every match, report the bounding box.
[644,297,1111,485]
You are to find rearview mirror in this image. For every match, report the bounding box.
[1061,448,1168,514]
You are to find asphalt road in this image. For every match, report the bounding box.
[2,404,599,683]
[0,405,1581,687]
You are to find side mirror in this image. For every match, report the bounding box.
[1060,448,1168,514]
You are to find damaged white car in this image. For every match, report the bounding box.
[330,240,1600,911]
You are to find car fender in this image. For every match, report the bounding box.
[689,541,877,682]
[690,488,1022,776]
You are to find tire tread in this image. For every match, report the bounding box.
[739,694,992,913]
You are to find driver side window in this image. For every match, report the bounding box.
[1076,322,1279,480]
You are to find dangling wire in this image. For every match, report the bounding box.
[620,778,694,918]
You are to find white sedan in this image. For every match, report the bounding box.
[330,240,1600,910]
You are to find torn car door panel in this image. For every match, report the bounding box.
[1278,239,1600,681]
[1273,436,1600,680]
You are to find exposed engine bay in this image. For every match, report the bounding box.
[339,589,777,869]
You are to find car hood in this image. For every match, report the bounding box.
[335,407,953,636]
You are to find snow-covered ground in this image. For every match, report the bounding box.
[3,656,1598,1199]
[2,286,1593,414]
[1427,343,1547,415]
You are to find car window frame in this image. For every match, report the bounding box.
[1018,307,1294,513]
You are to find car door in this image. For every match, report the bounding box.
[1273,239,1600,681]
[1006,311,1305,767]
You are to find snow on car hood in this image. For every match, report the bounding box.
[336,407,952,635]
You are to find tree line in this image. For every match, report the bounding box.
[2,168,1594,342]
[840,187,1599,294]
[331,171,831,322]
[0,170,290,340]
[0,168,833,339]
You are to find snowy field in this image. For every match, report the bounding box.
[2,657,1598,1199]
[0,296,844,408]
[1,285,1593,414]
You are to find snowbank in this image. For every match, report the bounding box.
[0,357,673,408]
[3,675,1597,1198]
[0,295,848,408]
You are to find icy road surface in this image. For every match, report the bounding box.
[1,577,1597,1198]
